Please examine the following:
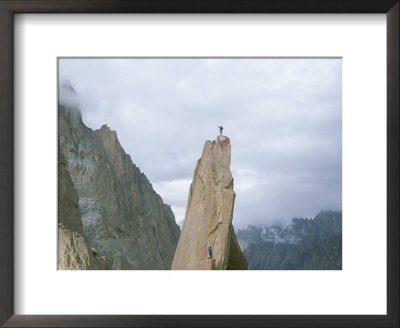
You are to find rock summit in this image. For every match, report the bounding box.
[171,135,248,270]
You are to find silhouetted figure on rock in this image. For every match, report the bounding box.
[208,246,213,259]
[218,126,223,135]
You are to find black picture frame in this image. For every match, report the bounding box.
[0,1,398,327]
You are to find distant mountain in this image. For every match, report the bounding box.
[236,211,342,270]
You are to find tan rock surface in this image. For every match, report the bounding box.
[171,135,248,270]
[58,224,110,270]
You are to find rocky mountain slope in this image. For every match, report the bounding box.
[171,135,247,270]
[58,147,110,269]
[237,211,342,270]
[58,83,180,269]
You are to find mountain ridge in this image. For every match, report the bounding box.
[237,210,342,270]
[58,85,180,270]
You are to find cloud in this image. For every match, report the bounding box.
[58,79,80,108]
[59,58,342,230]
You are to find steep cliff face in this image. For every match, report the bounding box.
[58,93,180,269]
[58,148,110,270]
[171,135,247,270]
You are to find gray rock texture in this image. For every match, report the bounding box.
[58,99,180,269]
[58,149,110,270]
[237,211,342,270]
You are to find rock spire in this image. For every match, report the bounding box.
[171,135,248,270]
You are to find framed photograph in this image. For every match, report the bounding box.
[1,0,398,327]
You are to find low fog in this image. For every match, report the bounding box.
[59,58,342,230]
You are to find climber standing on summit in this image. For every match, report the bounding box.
[208,246,213,259]
[218,125,223,135]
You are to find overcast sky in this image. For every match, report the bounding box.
[59,58,342,230]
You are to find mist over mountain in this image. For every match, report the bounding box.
[57,76,342,271]
[237,210,342,270]
[58,81,180,270]
[59,58,342,229]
